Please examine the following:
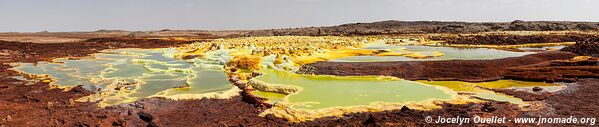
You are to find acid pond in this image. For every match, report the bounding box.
[250,68,563,122]
[329,42,536,62]
[10,48,236,106]
[251,69,456,110]
[9,43,564,117]
[251,68,562,109]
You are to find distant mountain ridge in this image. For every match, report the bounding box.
[244,20,599,36]
[4,20,599,38]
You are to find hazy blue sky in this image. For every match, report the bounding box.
[1,0,598,32]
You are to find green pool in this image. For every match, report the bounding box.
[11,48,232,106]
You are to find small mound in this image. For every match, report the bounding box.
[561,39,599,56]
[227,55,262,70]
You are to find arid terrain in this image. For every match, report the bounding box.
[1,20,599,126]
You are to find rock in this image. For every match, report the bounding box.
[147,122,159,127]
[68,99,76,107]
[400,105,411,112]
[114,81,135,90]
[363,114,385,125]
[233,80,245,86]
[112,120,126,126]
[264,114,278,121]
[482,102,497,112]
[172,83,189,89]
[69,85,92,94]
[240,90,271,108]
[46,102,56,109]
[228,76,239,82]
[2,115,12,122]
[181,54,200,60]
[75,121,90,127]
[137,111,154,122]
[234,81,247,89]
[561,41,599,57]
[511,20,525,24]
[363,115,377,125]
[532,86,543,92]
[250,71,263,78]
[247,80,300,94]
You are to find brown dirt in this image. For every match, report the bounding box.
[503,40,599,82]
[0,63,122,126]
[0,38,194,63]
[488,78,599,121]
[504,58,599,82]
[298,51,577,82]
[545,79,599,118]
[105,97,285,127]
[297,102,524,127]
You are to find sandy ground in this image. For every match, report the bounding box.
[0,37,84,43]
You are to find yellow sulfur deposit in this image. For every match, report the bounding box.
[247,79,302,94]
[227,55,262,70]
[403,51,445,59]
[178,36,375,66]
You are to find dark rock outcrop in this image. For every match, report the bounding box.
[561,40,599,56]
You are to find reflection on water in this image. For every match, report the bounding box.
[11,48,232,106]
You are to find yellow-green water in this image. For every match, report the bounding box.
[417,80,564,105]
[253,69,456,109]
[11,48,232,105]
[329,43,536,62]
[252,69,563,109]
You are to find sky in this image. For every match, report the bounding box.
[1,0,598,32]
